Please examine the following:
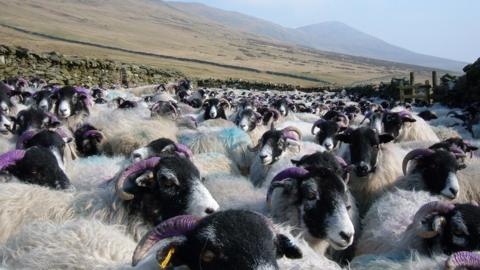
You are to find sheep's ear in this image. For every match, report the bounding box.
[291,159,300,166]
[379,134,395,144]
[335,133,350,144]
[275,234,302,259]
[402,116,416,123]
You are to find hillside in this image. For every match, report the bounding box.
[0,0,452,86]
[169,1,466,71]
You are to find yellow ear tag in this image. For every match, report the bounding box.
[160,247,175,269]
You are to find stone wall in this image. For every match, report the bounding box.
[0,45,184,87]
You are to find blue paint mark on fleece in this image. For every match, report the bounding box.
[218,128,252,147]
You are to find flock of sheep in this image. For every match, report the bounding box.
[0,77,479,270]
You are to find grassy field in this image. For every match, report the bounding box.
[0,0,445,87]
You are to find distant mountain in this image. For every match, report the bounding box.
[168,1,466,72]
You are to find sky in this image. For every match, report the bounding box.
[173,0,479,63]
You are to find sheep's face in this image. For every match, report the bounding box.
[299,170,355,250]
[74,125,102,156]
[368,111,384,134]
[160,210,301,270]
[382,112,416,139]
[437,204,480,254]
[273,100,289,116]
[53,86,88,119]
[235,109,259,132]
[0,89,12,115]
[24,130,67,165]
[8,146,71,190]
[0,113,13,134]
[15,109,60,135]
[256,131,292,165]
[336,127,394,177]
[128,156,219,224]
[203,99,227,120]
[415,150,462,199]
[315,121,340,151]
[131,138,176,162]
[33,90,54,112]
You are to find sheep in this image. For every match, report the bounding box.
[267,163,357,256]
[131,138,192,162]
[178,125,253,174]
[336,126,407,215]
[363,109,440,143]
[0,146,72,190]
[396,148,466,199]
[16,129,76,172]
[310,118,348,151]
[0,210,343,270]
[73,124,104,157]
[0,155,219,243]
[0,112,15,152]
[249,126,323,187]
[89,108,178,157]
[53,86,92,131]
[31,90,54,112]
[357,193,480,262]
[199,98,231,122]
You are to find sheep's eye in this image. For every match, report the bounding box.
[305,191,317,201]
[160,176,178,188]
[346,205,352,211]
[453,227,464,236]
[201,250,216,263]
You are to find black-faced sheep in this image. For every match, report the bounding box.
[0,155,219,243]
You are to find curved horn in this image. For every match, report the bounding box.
[16,130,38,149]
[399,110,414,121]
[449,146,467,159]
[46,112,61,126]
[219,98,231,111]
[417,215,446,239]
[337,114,350,128]
[175,143,193,159]
[269,108,281,120]
[74,86,93,107]
[402,148,435,175]
[132,215,199,267]
[335,156,348,170]
[282,126,303,141]
[266,167,308,208]
[116,157,161,200]
[168,102,179,119]
[0,149,26,171]
[360,111,374,124]
[446,251,480,270]
[311,119,325,135]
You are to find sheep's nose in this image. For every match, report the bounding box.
[60,109,67,113]
[4,123,11,129]
[325,143,333,150]
[450,187,458,196]
[260,155,268,160]
[205,207,215,215]
[339,231,353,242]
